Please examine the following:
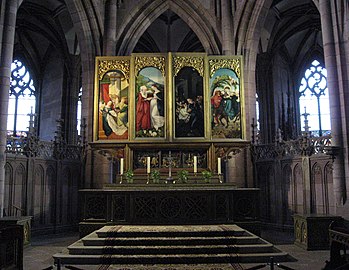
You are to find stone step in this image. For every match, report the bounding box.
[53,225,290,266]
[82,234,263,247]
[53,251,289,265]
[96,225,247,238]
[68,241,274,255]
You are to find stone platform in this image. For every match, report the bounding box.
[53,224,289,267]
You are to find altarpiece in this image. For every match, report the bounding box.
[93,53,246,177]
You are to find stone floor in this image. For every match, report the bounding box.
[23,229,330,270]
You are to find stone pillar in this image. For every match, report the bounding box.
[103,0,117,56]
[221,0,234,55]
[0,0,20,217]
[256,53,274,143]
[66,55,81,144]
[319,0,348,213]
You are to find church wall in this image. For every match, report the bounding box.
[39,52,64,141]
[92,150,113,188]
[4,154,80,234]
[226,148,254,188]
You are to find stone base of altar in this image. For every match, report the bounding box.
[79,184,260,237]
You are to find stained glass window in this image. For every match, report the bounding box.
[7,60,36,137]
[299,60,330,136]
[77,87,82,135]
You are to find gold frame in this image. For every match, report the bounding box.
[93,56,131,142]
[171,52,209,141]
[93,53,245,144]
[131,53,168,142]
[207,55,245,141]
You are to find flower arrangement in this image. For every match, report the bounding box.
[177,170,189,183]
[125,169,134,184]
[136,128,164,137]
[201,170,212,183]
[151,169,160,184]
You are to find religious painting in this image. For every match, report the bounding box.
[209,57,242,139]
[97,70,129,140]
[135,66,165,138]
[173,54,206,138]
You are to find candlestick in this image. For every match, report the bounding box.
[146,173,150,184]
[165,151,174,184]
[169,151,172,178]
[120,158,124,175]
[193,156,197,173]
[218,174,223,184]
[146,156,151,174]
[217,157,221,175]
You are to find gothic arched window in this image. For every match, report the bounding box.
[299,60,330,136]
[77,87,82,135]
[256,93,260,131]
[7,60,36,137]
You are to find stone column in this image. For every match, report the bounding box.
[319,0,348,213]
[66,55,81,144]
[221,0,234,55]
[256,53,274,143]
[0,0,21,217]
[103,0,117,56]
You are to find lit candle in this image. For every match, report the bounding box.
[120,158,124,175]
[193,156,197,173]
[147,156,151,174]
[217,157,221,175]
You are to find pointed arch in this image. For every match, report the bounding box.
[311,162,322,213]
[235,0,273,55]
[234,0,273,138]
[34,165,45,224]
[324,162,334,214]
[14,163,26,214]
[4,163,13,216]
[60,167,72,224]
[46,165,56,224]
[282,163,292,224]
[116,0,220,55]
[293,163,303,214]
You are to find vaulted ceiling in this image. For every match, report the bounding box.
[260,0,322,70]
[14,0,78,80]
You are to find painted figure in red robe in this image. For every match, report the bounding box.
[136,85,151,131]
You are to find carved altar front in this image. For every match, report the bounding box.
[79,184,259,237]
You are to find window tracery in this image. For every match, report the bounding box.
[77,87,82,135]
[299,60,330,136]
[7,60,36,137]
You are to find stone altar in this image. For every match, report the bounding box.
[79,184,259,237]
